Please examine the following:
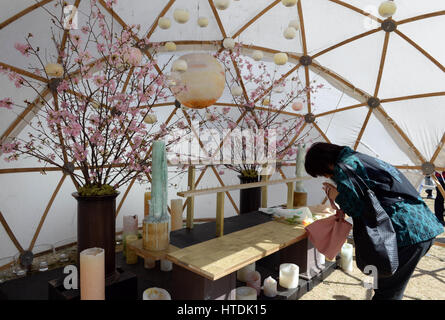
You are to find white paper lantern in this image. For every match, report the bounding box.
[173,9,189,24]
[45,63,64,78]
[284,27,297,39]
[144,113,157,124]
[274,52,288,65]
[165,42,176,52]
[198,16,209,27]
[172,59,188,72]
[291,101,304,111]
[223,37,235,50]
[215,0,230,10]
[170,53,225,109]
[123,47,143,66]
[252,50,263,61]
[158,17,171,29]
[231,85,243,96]
[281,0,297,7]
[288,19,300,31]
[378,1,397,18]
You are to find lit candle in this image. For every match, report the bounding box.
[237,262,255,282]
[160,259,172,272]
[245,271,261,296]
[236,286,257,300]
[142,287,171,300]
[125,235,138,265]
[123,215,138,256]
[263,276,277,298]
[340,243,353,273]
[279,263,299,289]
[144,258,156,269]
[80,248,105,300]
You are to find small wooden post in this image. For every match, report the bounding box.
[216,192,225,237]
[144,192,151,217]
[261,174,269,208]
[186,166,196,229]
[287,182,294,209]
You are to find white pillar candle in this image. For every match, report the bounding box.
[160,259,173,272]
[236,286,257,300]
[143,287,171,300]
[340,243,353,273]
[245,271,261,296]
[279,263,299,289]
[237,262,255,282]
[80,248,105,300]
[263,276,277,298]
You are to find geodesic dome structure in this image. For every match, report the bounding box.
[0,0,444,267]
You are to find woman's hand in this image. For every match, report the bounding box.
[323,182,339,208]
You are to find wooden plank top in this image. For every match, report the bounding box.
[127,239,179,261]
[166,221,307,280]
[177,176,311,198]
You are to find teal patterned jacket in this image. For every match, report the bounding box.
[333,147,444,247]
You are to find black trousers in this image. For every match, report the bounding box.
[372,239,434,300]
[435,187,444,224]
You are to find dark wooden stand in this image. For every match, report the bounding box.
[48,267,137,300]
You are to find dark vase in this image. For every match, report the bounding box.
[238,175,261,214]
[72,192,120,278]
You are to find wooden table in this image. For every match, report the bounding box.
[166,219,322,300]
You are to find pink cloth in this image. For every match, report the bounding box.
[305,193,352,260]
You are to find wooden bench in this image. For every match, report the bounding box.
[165,220,324,300]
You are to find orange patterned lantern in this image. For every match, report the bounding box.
[170,53,225,109]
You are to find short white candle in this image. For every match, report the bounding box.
[237,262,255,282]
[236,286,257,300]
[245,271,261,296]
[263,276,277,297]
[80,247,105,300]
[143,287,171,300]
[279,263,299,289]
[160,259,173,272]
[340,243,353,273]
[317,249,326,266]
[144,258,156,269]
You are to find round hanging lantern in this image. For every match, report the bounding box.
[231,85,243,96]
[288,19,300,31]
[223,37,235,49]
[45,63,64,78]
[284,27,297,39]
[198,17,209,27]
[158,17,171,29]
[291,101,304,111]
[144,113,157,124]
[252,50,263,61]
[215,0,230,10]
[170,53,225,109]
[123,47,143,66]
[165,42,176,52]
[378,1,397,18]
[274,52,288,65]
[173,9,190,24]
[171,59,188,72]
[281,0,297,7]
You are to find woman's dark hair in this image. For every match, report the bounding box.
[304,142,345,177]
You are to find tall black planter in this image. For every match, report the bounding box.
[72,192,119,278]
[239,175,261,214]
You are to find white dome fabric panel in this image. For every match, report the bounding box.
[0,0,444,263]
